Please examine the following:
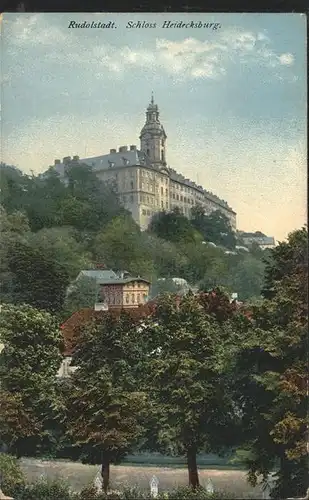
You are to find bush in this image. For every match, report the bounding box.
[78,485,237,499]
[13,478,76,500]
[159,486,237,499]
[0,453,26,496]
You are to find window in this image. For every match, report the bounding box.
[161,200,164,208]
[184,197,186,203]
[146,196,149,203]
[130,181,134,189]
[150,198,153,204]
[147,149,150,156]
[180,196,183,202]
[137,293,141,303]
[176,194,179,200]
[126,294,129,303]
[131,294,135,303]
[166,201,168,208]
[161,187,163,195]
[165,188,168,196]
[130,195,134,203]
[142,209,146,215]
[172,193,175,199]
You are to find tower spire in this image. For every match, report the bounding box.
[151,91,154,105]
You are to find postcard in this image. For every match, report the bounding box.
[0,12,307,500]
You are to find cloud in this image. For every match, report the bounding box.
[7,14,70,46]
[6,15,296,81]
[278,52,295,66]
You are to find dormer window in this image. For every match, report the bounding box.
[108,161,115,168]
[122,157,130,166]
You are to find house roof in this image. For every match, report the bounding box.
[61,300,157,356]
[78,270,118,282]
[99,277,151,286]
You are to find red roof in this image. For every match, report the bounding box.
[61,301,157,356]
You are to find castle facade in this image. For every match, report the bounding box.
[51,95,236,231]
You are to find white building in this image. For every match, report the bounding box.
[50,95,236,231]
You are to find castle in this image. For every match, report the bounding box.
[51,94,236,231]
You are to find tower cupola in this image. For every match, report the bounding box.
[140,93,167,166]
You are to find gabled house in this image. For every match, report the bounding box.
[97,275,151,309]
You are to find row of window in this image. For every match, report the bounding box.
[107,293,146,305]
[141,200,168,215]
[140,170,168,184]
[125,293,147,304]
[171,193,195,204]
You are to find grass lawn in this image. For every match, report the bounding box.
[20,458,264,499]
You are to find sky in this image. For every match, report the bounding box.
[1,13,307,241]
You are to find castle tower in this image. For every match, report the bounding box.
[140,93,167,166]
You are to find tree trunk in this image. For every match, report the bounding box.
[187,447,199,490]
[101,458,110,494]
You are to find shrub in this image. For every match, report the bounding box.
[0,453,26,496]
[13,477,76,500]
[160,486,236,499]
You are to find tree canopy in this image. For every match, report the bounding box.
[0,304,63,457]
[231,228,308,498]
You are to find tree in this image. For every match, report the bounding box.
[149,208,203,245]
[0,304,63,457]
[140,293,237,489]
[63,275,98,317]
[191,207,236,249]
[146,234,189,278]
[262,228,307,299]
[64,311,147,493]
[0,207,30,304]
[150,278,189,298]
[228,255,265,301]
[232,228,308,498]
[8,241,69,313]
[27,227,93,281]
[93,214,155,280]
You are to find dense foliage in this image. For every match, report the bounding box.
[231,228,308,498]
[62,311,148,492]
[1,161,306,499]
[0,162,266,312]
[0,304,63,457]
